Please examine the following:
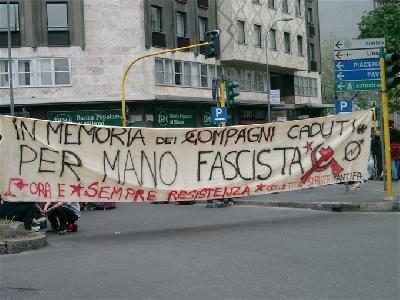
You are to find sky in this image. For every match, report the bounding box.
[318,0,375,42]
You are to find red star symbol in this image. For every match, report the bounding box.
[303,141,313,154]
[15,179,28,191]
[70,183,84,197]
[255,183,267,192]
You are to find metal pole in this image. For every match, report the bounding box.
[121,42,208,126]
[7,0,15,116]
[379,47,393,200]
[266,30,271,123]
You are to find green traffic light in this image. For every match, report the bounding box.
[205,31,220,59]
[226,80,240,107]
[385,52,400,89]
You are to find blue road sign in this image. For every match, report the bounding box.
[335,59,380,71]
[211,107,227,123]
[335,100,352,114]
[335,69,381,81]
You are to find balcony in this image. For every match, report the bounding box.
[48,30,70,46]
[0,31,21,47]
[152,31,166,48]
[310,60,318,71]
[198,0,209,8]
[177,36,190,49]
[308,23,315,37]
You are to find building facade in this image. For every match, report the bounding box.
[0,0,325,127]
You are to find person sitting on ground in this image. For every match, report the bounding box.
[42,201,81,235]
[0,196,40,232]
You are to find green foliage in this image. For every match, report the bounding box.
[389,86,400,112]
[321,37,336,104]
[358,2,400,112]
[0,216,15,224]
[358,3,400,52]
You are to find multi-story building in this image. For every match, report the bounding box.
[0,0,325,127]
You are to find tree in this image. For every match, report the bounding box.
[321,37,335,104]
[358,0,400,52]
[358,0,400,112]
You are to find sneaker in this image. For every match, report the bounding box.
[31,225,41,232]
[58,229,67,235]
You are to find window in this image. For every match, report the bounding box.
[297,35,303,56]
[18,60,33,86]
[151,6,163,32]
[39,58,71,86]
[0,60,9,87]
[294,76,318,97]
[155,58,164,84]
[0,3,20,47]
[0,57,71,88]
[192,63,200,87]
[269,29,276,50]
[199,17,208,41]
[47,3,69,46]
[284,32,291,53]
[208,65,215,87]
[200,64,208,87]
[282,0,289,13]
[268,0,275,9]
[252,0,261,4]
[253,24,262,47]
[174,61,182,85]
[176,12,187,37]
[39,59,52,85]
[308,8,313,24]
[310,43,315,60]
[295,0,301,16]
[165,60,173,85]
[236,20,245,44]
[0,3,19,31]
[184,62,191,86]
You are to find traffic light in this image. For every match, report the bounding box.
[226,80,240,107]
[384,52,400,89]
[205,30,220,59]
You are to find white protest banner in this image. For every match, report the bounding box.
[0,110,372,202]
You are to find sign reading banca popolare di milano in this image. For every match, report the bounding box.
[334,38,385,92]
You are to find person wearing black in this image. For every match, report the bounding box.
[42,201,81,235]
[371,129,382,180]
[0,197,39,231]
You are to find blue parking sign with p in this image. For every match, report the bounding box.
[211,107,227,123]
[335,100,352,114]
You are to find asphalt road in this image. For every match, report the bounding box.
[1,203,399,300]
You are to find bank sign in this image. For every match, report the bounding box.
[47,109,123,126]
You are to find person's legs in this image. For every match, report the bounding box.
[63,207,78,224]
[47,207,66,231]
[391,159,398,180]
[12,203,37,230]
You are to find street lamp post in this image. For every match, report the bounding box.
[265,18,293,122]
[7,0,15,116]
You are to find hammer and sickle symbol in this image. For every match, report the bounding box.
[301,143,343,183]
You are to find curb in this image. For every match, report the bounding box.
[0,232,47,254]
[233,200,400,212]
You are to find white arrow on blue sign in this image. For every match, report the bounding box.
[335,59,380,71]
[335,69,381,81]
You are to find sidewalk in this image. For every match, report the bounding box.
[236,180,400,212]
